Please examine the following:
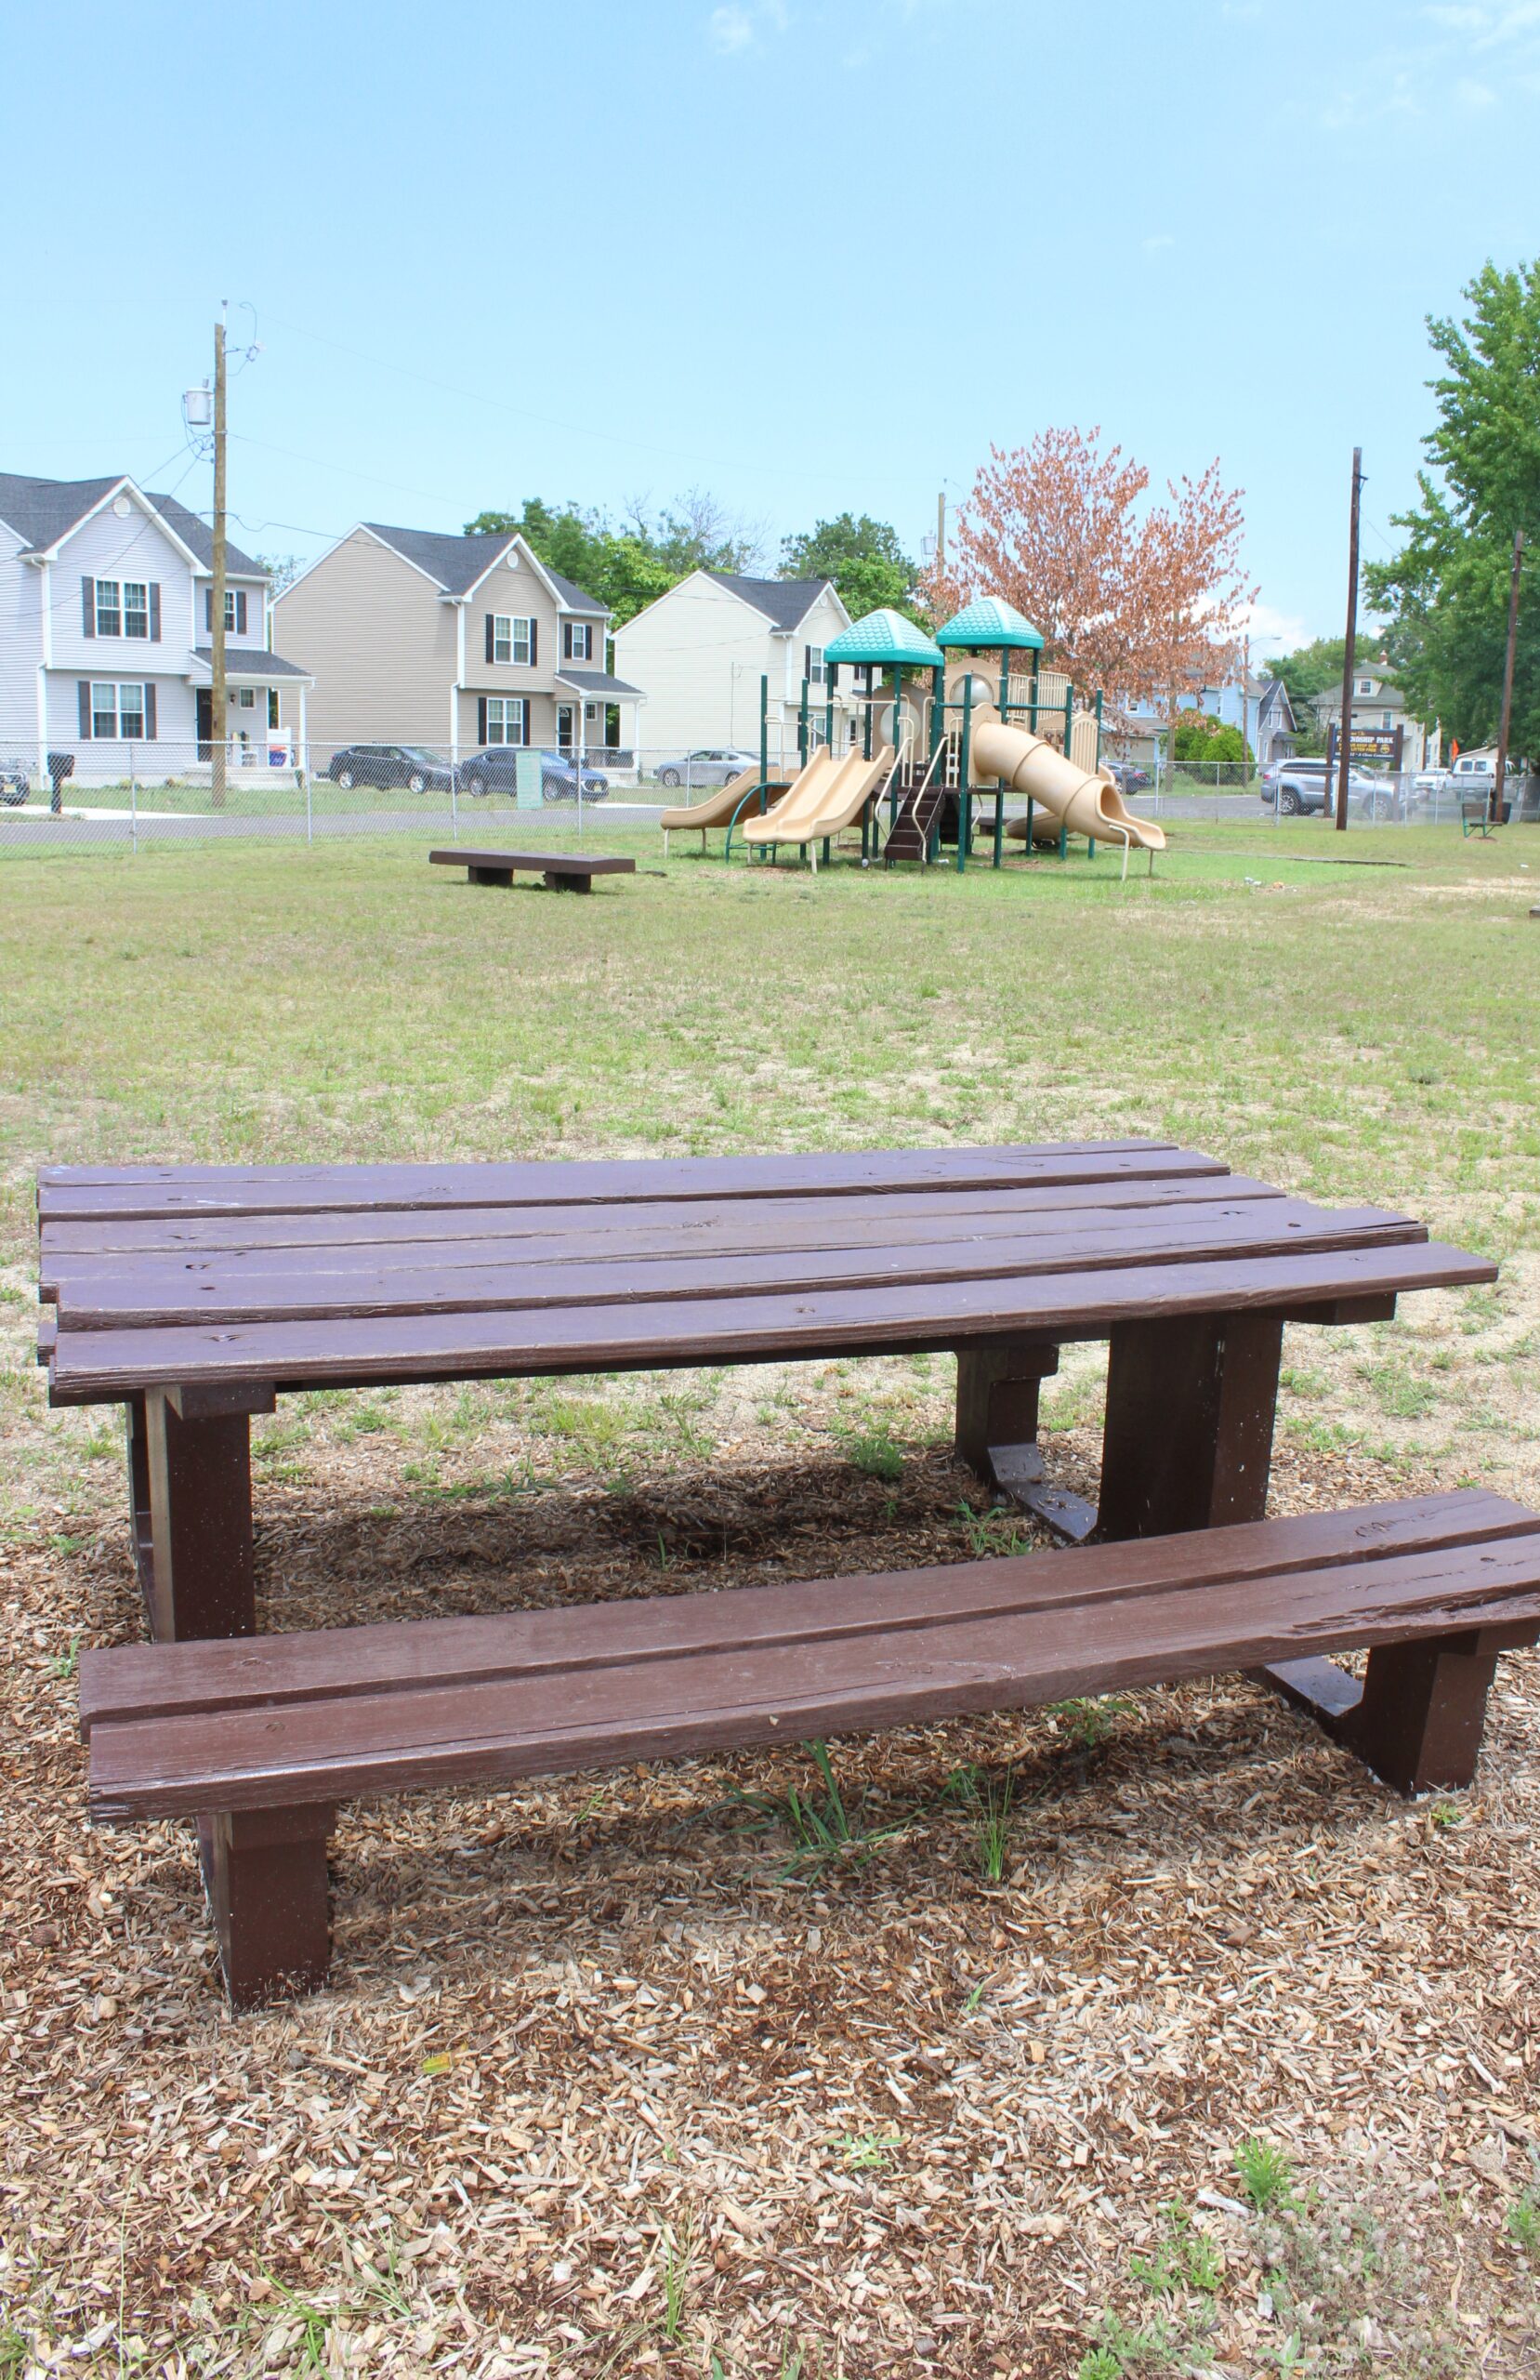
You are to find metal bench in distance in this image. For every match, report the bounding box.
[428,848,636,892]
[79,1488,1540,2009]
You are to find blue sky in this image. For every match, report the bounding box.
[9,0,1537,655]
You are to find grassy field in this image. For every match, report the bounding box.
[2,817,1538,2377]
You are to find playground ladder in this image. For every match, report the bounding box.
[883,737,955,865]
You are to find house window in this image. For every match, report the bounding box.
[493,615,533,666]
[1357,678,1372,694]
[238,686,256,709]
[204,588,249,634]
[1382,711,1392,728]
[484,697,528,746]
[95,579,121,638]
[123,582,149,638]
[808,646,825,685]
[91,681,146,737]
[563,621,594,662]
[269,691,280,729]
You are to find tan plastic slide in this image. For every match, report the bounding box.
[737,747,841,847]
[660,762,794,854]
[740,747,897,871]
[971,718,1165,854]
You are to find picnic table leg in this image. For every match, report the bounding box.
[125,1395,156,1625]
[142,1389,259,1643]
[954,1340,1097,1542]
[1098,1311,1283,1540]
[206,1804,336,2009]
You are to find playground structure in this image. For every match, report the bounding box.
[660,593,1165,874]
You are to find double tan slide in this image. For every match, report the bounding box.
[660,762,794,854]
[739,747,897,870]
[971,719,1166,854]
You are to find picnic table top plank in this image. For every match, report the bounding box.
[47,1200,1423,1332]
[47,1237,1494,1400]
[35,1140,1218,1221]
[80,1488,1535,1731]
[85,1494,1540,1818]
[39,1172,1288,1276]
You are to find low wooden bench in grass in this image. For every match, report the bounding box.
[428,848,636,892]
[79,1489,1540,2007]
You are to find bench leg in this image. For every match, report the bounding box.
[544,869,591,892]
[206,1805,336,2009]
[143,1391,257,1643]
[468,866,514,886]
[1262,1625,1535,1795]
[1099,1312,1283,1540]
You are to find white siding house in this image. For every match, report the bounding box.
[0,472,311,786]
[612,572,854,761]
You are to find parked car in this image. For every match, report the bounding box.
[656,747,759,790]
[323,744,453,793]
[1259,758,1378,815]
[0,758,31,806]
[454,747,610,802]
[1103,760,1152,795]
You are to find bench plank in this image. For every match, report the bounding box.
[47,1238,1496,1399]
[49,1201,1421,1332]
[85,1500,1540,1819]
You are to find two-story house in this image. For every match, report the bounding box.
[272,523,644,765]
[612,571,855,761]
[1307,663,1428,767]
[0,470,311,781]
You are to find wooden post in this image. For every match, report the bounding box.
[1099,1312,1283,1539]
[954,1339,1060,1475]
[207,1804,336,2009]
[1334,446,1362,833]
[1494,526,1523,826]
[142,1389,262,1641]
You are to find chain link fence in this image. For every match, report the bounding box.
[2,728,1535,851]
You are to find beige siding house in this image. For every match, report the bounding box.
[612,572,854,762]
[273,523,644,763]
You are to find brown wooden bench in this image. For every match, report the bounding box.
[428,848,636,892]
[79,1488,1540,2007]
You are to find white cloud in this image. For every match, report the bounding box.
[1455,73,1497,99]
[707,5,756,53]
[1142,232,1176,253]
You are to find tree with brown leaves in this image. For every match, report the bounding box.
[929,428,1255,766]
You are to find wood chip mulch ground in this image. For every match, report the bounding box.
[2,1406,1537,2377]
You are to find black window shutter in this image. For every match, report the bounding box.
[804,642,811,682]
[236,590,247,634]
[485,615,494,665]
[518,700,528,744]
[82,577,96,637]
[530,618,538,668]
[477,696,487,742]
[149,583,161,641]
[204,588,213,633]
[78,681,92,737]
[144,683,157,740]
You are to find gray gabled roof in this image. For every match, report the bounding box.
[552,668,644,699]
[704,572,834,633]
[362,521,606,613]
[192,646,312,680]
[0,471,263,575]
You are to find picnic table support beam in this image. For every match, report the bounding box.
[1098,1311,1283,1540]
[954,1338,1097,1541]
[207,1803,335,2011]
[125,1395,155,1623]
[142,1388,263,1642]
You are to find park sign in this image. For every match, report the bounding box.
[1349,724,1401,760]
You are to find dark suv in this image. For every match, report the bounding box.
[323,744,453,793]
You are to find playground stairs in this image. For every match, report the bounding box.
[883,759,952,864]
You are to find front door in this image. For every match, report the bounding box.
[196,688,214,761]
[557,705,575,752]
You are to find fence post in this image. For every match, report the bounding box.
[129,744,138,856]
[304,740,313,846]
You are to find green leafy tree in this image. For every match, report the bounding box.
[1173,712,1250,768]
[462,490,759,626]
[778,513,927,625]
[1365,257,1540,755]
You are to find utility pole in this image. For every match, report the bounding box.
[1494,525,1524,826]
[211,313,228,810]
[1334,446,1363,833]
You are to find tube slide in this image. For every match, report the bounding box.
[660,762,794,852]
[971,720,1165,853]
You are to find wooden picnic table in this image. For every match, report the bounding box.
[38,1139,1494,1648]
[428,848,635,892]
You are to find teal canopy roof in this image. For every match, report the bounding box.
[823,608,945,668]
[936,595,1045,651]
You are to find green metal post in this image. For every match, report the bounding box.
[889,662,904,835]
[1030,651,1041,732]
[759,672,769,814]
[929,666,943,760]
[824,669,835,754]
[862,668,873,762]
[994,646,1009,869]
[957,676,973,873]
[798,678,809,769]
